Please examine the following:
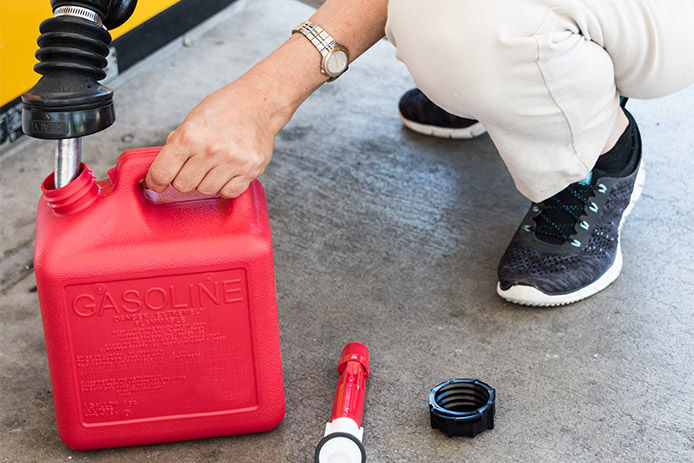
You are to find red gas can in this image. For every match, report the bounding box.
[34,147,285,450]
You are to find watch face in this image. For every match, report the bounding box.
[325,49,348,76]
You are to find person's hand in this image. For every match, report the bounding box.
[145,83,281,198]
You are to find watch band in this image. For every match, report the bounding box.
[293,21,335,59]
[292,21,349,80]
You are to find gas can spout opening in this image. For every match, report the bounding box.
[42,164,84,191]
[41,162,99,215]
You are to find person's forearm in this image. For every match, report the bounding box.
[145,0,388,196]
[230,0,389,132]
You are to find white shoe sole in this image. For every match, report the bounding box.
[399,111,487,139]
[497,164,646,307]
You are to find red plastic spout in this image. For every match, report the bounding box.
[41,163,99,215]
[330,342,370,427]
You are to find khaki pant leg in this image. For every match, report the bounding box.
[385,0,694,201]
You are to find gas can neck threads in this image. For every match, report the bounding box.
[41,163,99,215]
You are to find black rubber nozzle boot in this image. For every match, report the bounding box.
[21,1,136,139]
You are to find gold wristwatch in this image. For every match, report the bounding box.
[292,21,350,81]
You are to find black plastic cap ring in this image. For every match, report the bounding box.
[429,379,495,437]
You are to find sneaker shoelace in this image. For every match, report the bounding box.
[530,181,599,245]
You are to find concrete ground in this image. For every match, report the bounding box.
[1,0,693,461]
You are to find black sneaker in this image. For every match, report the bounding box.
[496,111,645,306]
[399,88,486,139]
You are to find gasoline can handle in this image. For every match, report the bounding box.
[111,148,255,210]
[112,147,162,198]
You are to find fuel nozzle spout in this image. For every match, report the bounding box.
[315,342,370,463]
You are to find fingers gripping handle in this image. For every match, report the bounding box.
[112,147,217,206]
[112,148,237,206]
